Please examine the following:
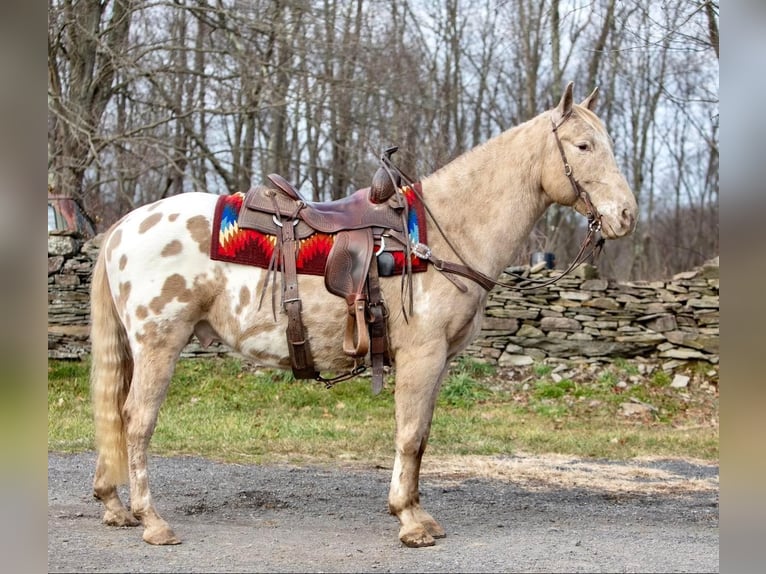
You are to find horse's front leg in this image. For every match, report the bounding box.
[388,345,450,547]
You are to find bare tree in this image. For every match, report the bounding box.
[47,0,718,280]
[48,0,133,201]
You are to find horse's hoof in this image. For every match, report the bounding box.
[422,518,446,539]
[399,525,436,548]
[103,509,140,527]
[142,524,181,545]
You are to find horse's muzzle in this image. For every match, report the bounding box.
[600,204,638,238]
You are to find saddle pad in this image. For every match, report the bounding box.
[210,184,428,276]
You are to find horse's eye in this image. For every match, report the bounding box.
[576,142,591,152]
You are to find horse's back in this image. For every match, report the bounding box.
[108,192,219,252]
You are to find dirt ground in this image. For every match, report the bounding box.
[48,451,718,573]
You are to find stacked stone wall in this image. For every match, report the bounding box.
[464,259,719,369]
[48,233,719,367]
[48,234,99,359]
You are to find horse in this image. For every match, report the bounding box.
[89,82,637,548]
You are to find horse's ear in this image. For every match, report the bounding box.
[580,87,599,111]
[557,82,574,117]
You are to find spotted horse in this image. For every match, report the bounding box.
[89,83,637,547]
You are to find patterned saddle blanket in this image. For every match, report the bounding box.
[210,184,428,276]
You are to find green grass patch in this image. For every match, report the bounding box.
[48,355,718,463]
[439,372,492,407]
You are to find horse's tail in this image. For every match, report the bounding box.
[90,234,132,486]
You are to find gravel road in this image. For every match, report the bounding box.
[48,452,718,573]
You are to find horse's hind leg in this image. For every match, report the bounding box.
[388,344,450,547]
[124,334,189,545]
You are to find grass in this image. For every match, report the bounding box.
[48,355,718,465]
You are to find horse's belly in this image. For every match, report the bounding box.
[206,264,359,372]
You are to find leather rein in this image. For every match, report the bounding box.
[384,109,606,293]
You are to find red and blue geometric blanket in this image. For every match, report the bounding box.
[210,183,429,276]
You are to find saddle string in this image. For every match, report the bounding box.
[380,111,605,293]
[257,191,282,320]
[257,191,306,320]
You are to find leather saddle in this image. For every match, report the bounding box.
[236,151,407,393]
[239,174,406,239]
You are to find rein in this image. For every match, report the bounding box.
[382,110,605,293]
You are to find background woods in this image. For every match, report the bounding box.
[47,0,718,280]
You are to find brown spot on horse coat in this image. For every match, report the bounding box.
[135,320,163,346]
[116,281,131,313]
[119,254,128,271]
[239,320,282,342]
[135,305,148,320]
[168,213,180,222]
[186,215,211,253]
[161,240,183,257]
[149,274,193,315]
[236,286,251,315]
[139,213,163,234]
[106,229,122,263]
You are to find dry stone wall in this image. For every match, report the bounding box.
[464,259,719,370]
[48,233,719,367]
[48,234,100,359]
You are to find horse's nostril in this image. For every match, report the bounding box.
[620,208,637,231]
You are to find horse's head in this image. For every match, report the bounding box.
[541,82,638,239]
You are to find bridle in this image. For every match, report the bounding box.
[382,109,606,294]
[551,110,603,237]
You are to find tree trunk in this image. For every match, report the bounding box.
[48,0,133,198]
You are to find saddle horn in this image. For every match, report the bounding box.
[370,147,401,204]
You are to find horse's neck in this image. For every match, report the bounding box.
[419,115,551,278]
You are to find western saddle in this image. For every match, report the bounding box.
[236,148,409,393]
